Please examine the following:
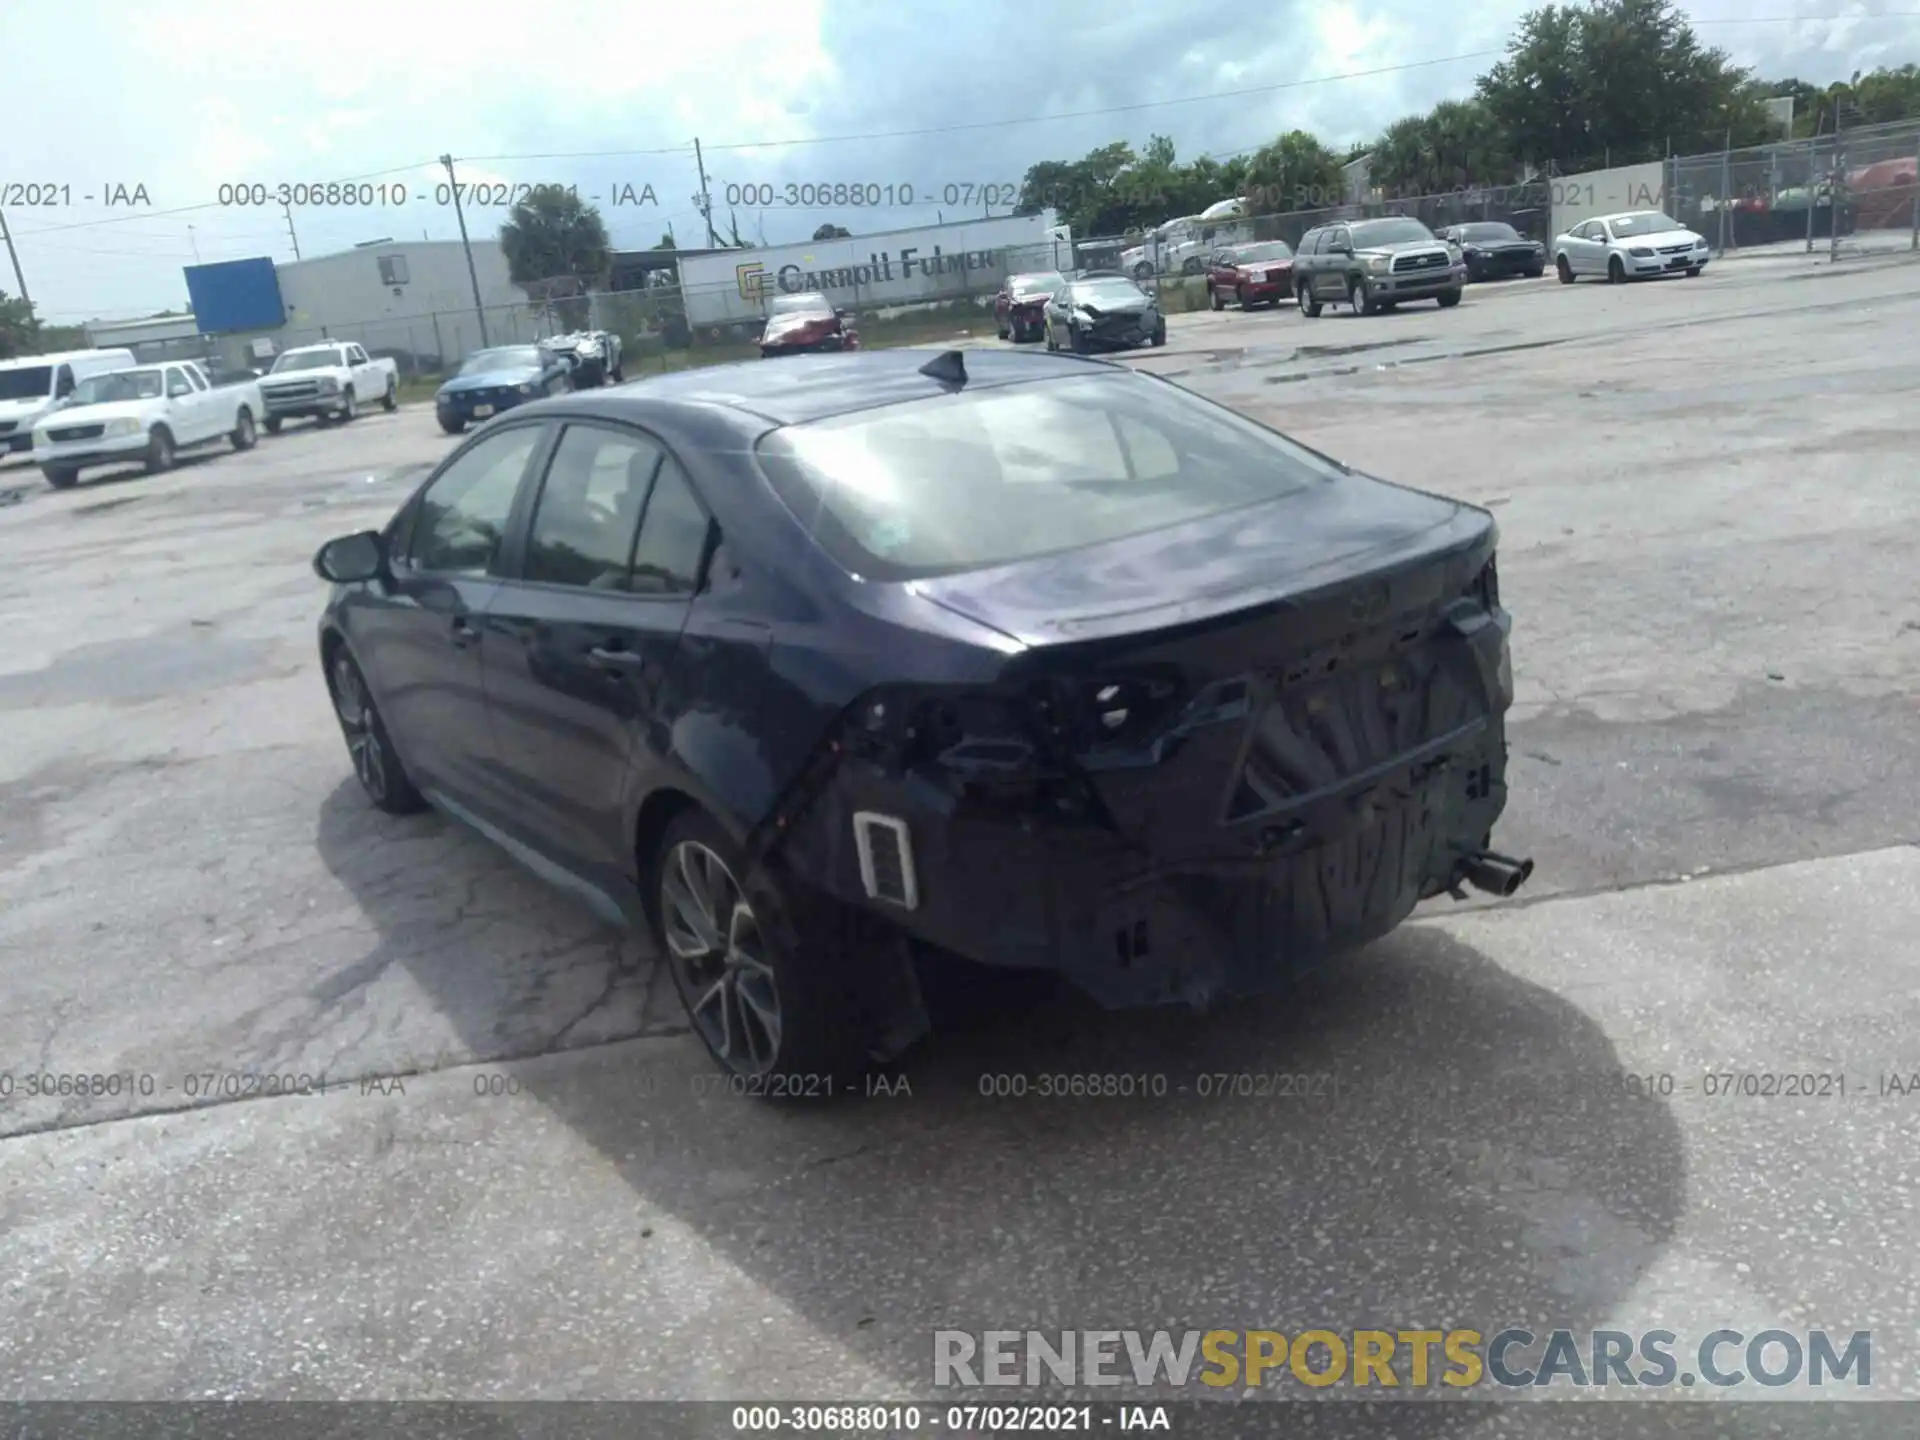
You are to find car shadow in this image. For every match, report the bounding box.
[315,776,1690,1418]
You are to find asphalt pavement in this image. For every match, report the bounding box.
[1,256,1917,1429]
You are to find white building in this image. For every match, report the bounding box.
[270,239,539,367]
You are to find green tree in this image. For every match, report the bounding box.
[1477,0,1770,171]
[1242,130,1345,212]
[0,291,37,360]
[812,223,853,240]
[1367,100,1515,195]
[499,188,612,288]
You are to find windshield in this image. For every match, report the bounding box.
[1609,211,1682,235]
[0,366,54,402]
[1351,218,1437,246]
[1010,273,1064,296]
[753,371,1338,582]
[271,349,346,372]
[69,370,163,404]
[1072,279,1145,304]
[770,294,833,316]
[1459,223,1521,242]
[459,347,541,375]
[1232,242,1294,263]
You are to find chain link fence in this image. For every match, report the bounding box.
[1667,119,1920,256]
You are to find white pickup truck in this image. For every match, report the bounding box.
[31,360,265,489]
[257,342,399,431]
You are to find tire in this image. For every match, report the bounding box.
[231,408,257,451]
[1070,324,1089,354]
[1685,266,1701,277]
[144,426,174,474]
[1349,275,1377,315]
[1209,286,1223,312]
[339,387,358,421]
[1237,285,1250,310]
[1436,288,1462,308]
[41,465,78,489]
[996,317,1009,340]
[1607,256,1626,284]
[653,808,870,1091]
[610,365,624,383]
[264,415,283,434]
[1297,280,1323,317]
[438,416,466,436]
[326,649,427,816]
[1044,323,1058,352]
[1181,257,1203,276]
[1150,318,1166,347]
[1526,264,1545,278]
[1132,262,1154,282]
[1556,255,1575,284]
[381,379,398,412]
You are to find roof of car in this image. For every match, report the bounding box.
[559,349,1125,426]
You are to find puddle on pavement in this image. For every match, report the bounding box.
[0,630,288,709]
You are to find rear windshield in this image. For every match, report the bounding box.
[1609,211,1681,235]
[769,294,833,316]
[753,372,1341,581]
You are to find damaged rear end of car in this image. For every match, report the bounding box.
[747,364,1529,1011]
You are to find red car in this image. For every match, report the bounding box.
[995,271,1066,343]
[759,292,860,358]
[1205,241,1296,310]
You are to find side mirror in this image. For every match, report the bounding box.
[313,530,386,584]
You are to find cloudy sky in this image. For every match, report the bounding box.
[2,0,1913,323]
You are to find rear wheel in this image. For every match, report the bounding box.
[144,426,174,474]
[326,649,427,815]
[654,809,870,1092]
[1556,255,1575,284]
[231,408,257,450]
[41,465,78,489]
[1297,279,1323,317]
[381,378,398,411]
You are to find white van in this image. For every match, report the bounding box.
[0,349,138,456]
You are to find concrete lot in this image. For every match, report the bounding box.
[1,257,1917,1428]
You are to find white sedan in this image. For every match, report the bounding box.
[1552,211,1710,284]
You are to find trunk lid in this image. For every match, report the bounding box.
[912,476,1503,850]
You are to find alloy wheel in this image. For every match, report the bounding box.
[661,840,781,1074]
[330,656,387,803]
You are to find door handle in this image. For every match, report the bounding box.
[588,645,649,673]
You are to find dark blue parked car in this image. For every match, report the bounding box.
[435,344,572,435]
[311,349,1527,1093]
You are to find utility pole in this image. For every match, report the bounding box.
[693,138,720,249]
[441,153,490,347]
[0,207,30,306]
[188,224,201,263]
[283,201,302,260]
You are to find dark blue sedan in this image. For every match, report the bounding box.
[310,348,1526,1091]
[434,344,572,434]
